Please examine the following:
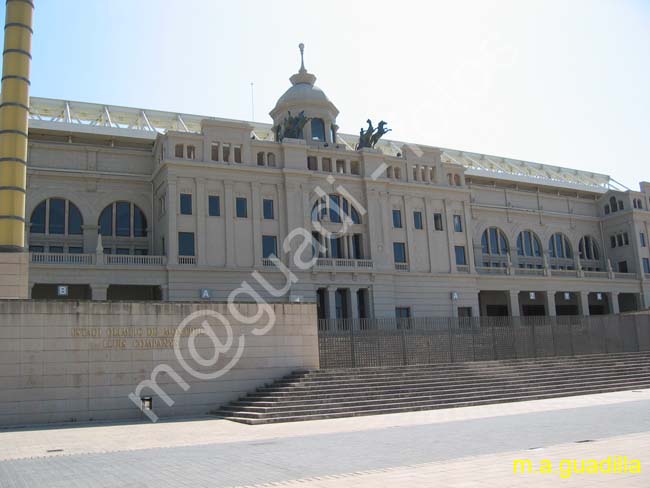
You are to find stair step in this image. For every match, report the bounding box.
[215,351,650,424]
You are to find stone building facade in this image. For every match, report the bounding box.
[24,53,650,318]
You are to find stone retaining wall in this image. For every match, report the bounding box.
[0,300,318,426]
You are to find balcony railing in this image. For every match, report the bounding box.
[614,272,637,280]
[178,256,197,265]
[394,262,409,271]
[31,252,95,265]
[456,265,470,273]
[584,270,608,279]
[315,258,374,269]
[514,267,545,276]
[476,266,508,275]
[104,254,166,266]
[550,269,579,277]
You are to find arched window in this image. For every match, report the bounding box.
[267,153,276,167]
[516,230,542,257]
[578,236,601,267]
[256,151,265,166]
[481,227,509,256]
[311,194,362,225]
[548,233,572,259]
[610,196,618,212]
[99,202,148,238]
[311,118,326,141]
[29,198,83,236]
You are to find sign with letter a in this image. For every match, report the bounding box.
[200,288,211,300]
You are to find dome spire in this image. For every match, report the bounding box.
[299,42,306,73]
[290,42,316,86]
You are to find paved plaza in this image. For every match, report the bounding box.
[1,389,649,487]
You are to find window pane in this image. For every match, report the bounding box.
[351,207,361,225]
[263,199,274,220]
[29,245,44,252]
[48,198,65,234]
[453,215,462,232]
[311,118,326,141]
[489,228,498,254]
[115,202,131,236]
[99,205,113,237]
[481,231,489,254]
[236,197,248,218]
[392,209,402,228]
[67,203,83,235]
[455,246,467,265]
[262,235,278,258]
[414,211,423,229]
[208,196,220,217]
[49,246,63,253]
[393,242,406,263]
[434,213,443,231]
[352,234,362,259]
[330,195,341,223]
[178,232,195,256]
[115,248,130,255]
[68,247,83,254]
[134,249,148,255]
[180,194,192,215]
[330,237,342,258]
[133,206,147,237]
[30,201,46,234]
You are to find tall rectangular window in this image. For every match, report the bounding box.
[322,158,332,172]
[392,209,402,228]
[395,307,411,318]
[330,237,343,258]
[263,199,274,220]
[222,143,231,162]
[307,156,318,170]
[234,145,242,163]
[178,232,195,256]
[211,143,219,161]
[352,234,363,259]
[262,235,278,258]
[329,195,341,223]
[236,197,248,218]
[611,235,617,248]
[453,214,463,232]
[174,144,184,158]
[641,232,647,247]
[180,193,192,215]
[618,260,628,273]
[643,258,650,274]
[48,198,65,234]
[115,201,131,236]
[99,204,113,236]
[393,242,407,263]
[433,213,443,231]
[208,195,220,217]
[455,246,467,265]
[413,211,423,230]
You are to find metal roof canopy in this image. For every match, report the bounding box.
[27,96,627,193]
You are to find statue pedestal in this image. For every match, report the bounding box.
[0,252,28,299]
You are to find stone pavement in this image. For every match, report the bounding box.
[0,389,649,487]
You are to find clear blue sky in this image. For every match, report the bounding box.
[4,0,649,189]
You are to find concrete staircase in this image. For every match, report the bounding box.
[215,351,650,424]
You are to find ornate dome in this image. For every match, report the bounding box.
[270,44,338,121]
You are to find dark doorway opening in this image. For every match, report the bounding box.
[107,285,161,301]
[522,305,546,316]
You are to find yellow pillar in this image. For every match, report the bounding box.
[0,0,33,252]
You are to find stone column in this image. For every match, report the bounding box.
[167,179,178,264]
[91,284,109,301]
[579,291,590,316]
[349,288,359,319]
[609,291,620,314]
[508,290,520,317]
[462,201,475,273]
[251,182,262,266]
[196,179,207,265]
[224,180,235,267]
[444,199,456,273]
[327,286,337,319]
[545,292,557,316]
